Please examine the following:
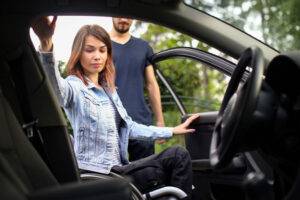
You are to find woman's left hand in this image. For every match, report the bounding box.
[172,114,200,135]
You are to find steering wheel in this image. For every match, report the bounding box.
[210,47,265,169]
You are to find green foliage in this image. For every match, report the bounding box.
[134,22,228,153]
[155,110,185,153]
[58,60,67,78]
[193,0,300,51]
[157,59,201,98]
[139,23,228,109]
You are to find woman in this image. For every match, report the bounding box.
[32,16,199,197]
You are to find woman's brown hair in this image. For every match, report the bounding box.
[66,24,115,90]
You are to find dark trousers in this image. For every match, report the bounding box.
[112,146,193,197]
[128,139,155,161]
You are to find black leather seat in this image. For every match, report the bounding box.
[0,89,131,200]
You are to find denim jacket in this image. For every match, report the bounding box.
[39,52,173,174]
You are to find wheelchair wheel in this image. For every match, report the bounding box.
[80,171,145,200]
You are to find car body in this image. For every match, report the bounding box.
[0,0,299,200]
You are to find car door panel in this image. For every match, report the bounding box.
[182,112,217,160]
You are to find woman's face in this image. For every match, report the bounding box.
[80,35,108,76]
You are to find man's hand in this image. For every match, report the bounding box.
[31,16,57,52]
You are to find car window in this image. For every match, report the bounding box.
[30,16,231,152]
[156,58,229,116]
[30,16,236,63]
[135,21,237,63]
[135,22,230,120]
[133,21,231,152]
[152,57,229,152]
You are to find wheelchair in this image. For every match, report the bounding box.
[80,171,188,200]
[69,135,189,200]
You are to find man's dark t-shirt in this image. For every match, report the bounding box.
[112,36,154,125]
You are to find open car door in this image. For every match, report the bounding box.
[151,47,273,200]
[151,47,235,161]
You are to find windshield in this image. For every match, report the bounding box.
[184,0,300,52]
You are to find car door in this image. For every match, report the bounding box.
[151,47,234,158]
[151,47,250,199]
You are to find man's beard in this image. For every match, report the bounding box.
[113,23,130,34]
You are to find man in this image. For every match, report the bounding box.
[110,17,165,161]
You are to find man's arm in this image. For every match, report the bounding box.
[145,65,165,127]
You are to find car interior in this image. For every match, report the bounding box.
[1,0,300,200]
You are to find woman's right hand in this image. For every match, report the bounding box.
[172,114,200,135]
[31,16,57,52]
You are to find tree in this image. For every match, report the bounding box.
[136,23,227,112]
[58,60,67,78]
[193,0,300,51]
[132,22,228,151]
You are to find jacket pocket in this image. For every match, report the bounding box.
[82,91,100,131]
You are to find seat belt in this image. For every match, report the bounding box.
[3,51,51,166]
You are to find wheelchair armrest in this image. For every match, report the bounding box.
[143,186,187,199]
[28,179,131,200]
[80,172,116,181]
